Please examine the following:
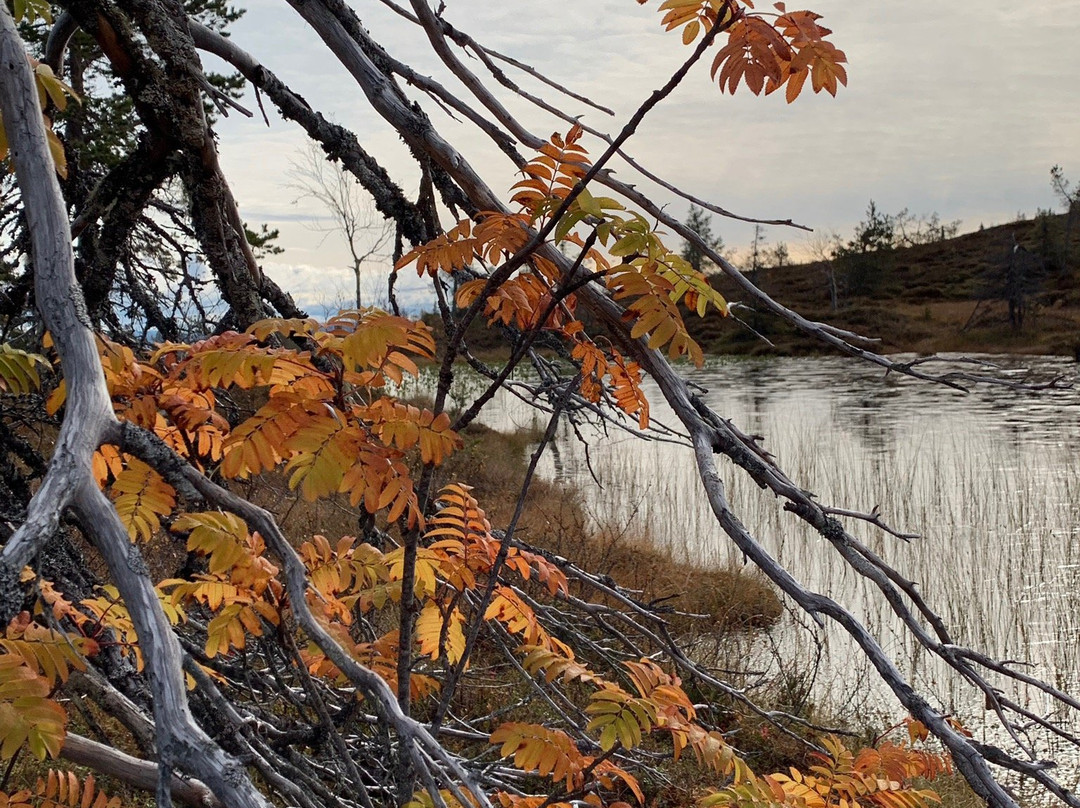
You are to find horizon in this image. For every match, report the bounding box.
[198,0,1080,316]
[260,202,1072,319]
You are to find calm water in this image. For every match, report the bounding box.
[478,354,1080,791]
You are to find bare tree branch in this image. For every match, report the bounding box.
[59,733,222,808]
[0,11,278,805]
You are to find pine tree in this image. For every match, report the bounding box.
[680,204,726,273]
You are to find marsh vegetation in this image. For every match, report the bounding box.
[449,353,1080,797]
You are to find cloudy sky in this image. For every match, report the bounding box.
[204,0,1080,313]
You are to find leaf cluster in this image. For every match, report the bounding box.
[701,730,949,808]
[398,125,731,429]
[0,770,121,808]
[642,1,847,101]
[45,312,451,538]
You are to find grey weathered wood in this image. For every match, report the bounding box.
[0,9,271,807]
[61,733,222,808]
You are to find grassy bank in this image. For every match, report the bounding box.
[438,422,783,634]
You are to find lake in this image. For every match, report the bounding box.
[469,353,1080,791]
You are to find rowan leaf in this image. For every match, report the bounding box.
[490,723,587,790]
[34,65,78,113]
[1,613,95,686]
[283,416,362,501]
[173,512,252,575]
[80,585,185,672]
[31,770,122,808]
[0,344,46,395]
[0,656,66,761]
[341,447,422,527]
[386,548,442,599]
[299,535,389,605]
[361,399,460,466]
[10,0,51,23]
[520,645,601,686]
[484,587,563,651]
[415,600,466,664]
[204,602,261,657]
[585,687,657,751]
[109,458,176,542]
[221,392,312,479]
[395,220,478,276]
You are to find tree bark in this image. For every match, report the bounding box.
[0,10,272,806]
[61,733,222,808]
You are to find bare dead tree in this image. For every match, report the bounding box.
[1051,165,1080,265]
[804,229,841,312]
[289,142,394,309]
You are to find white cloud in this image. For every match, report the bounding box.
[211,0,1080,292]
[262,259,437,317]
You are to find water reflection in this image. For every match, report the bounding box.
[481,353,1080,791]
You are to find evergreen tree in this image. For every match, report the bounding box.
[680,204,725,273]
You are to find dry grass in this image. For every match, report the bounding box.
[436,422,784,634]
[924,773,985,808]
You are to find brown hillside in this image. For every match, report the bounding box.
[690,213,1080,357]
[431,214,1080,359]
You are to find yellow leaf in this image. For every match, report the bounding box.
[283,417,361,501]
[0,344,46,395]
[682,18,701,44]
[110,458,176,542]
[0,657,66,761]
[415,601,466,664]
[490,724,586,790]
[173,512,251,574]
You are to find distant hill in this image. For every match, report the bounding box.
[437,214,1080,361]
[690,213,1080,357]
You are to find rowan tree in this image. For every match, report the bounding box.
[0,2,1076,808]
